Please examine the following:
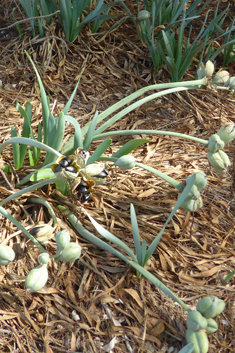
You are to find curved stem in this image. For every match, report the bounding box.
[92,129,208,146]
[0,178,58,207]
[0,137,62,157]
[96,156,180,189]
[82,79,206,135]
[27,197,58,225]
[135,162,180,189]
[59,205,190,311]
[0,206,47,253]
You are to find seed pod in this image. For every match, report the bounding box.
[217,122,235,144]
[181,196,203,212]
[81,163,108,185]
[54,242,82,262]
[208,150,231,174]
[212,70,230,86]
[186,330,209,353]
[138,10,150,21]
[38,253,50,265]
[197,61,214,78]
[184,185,201,201]
[186,310,208,331]
[185,172,207,191]
[55,230,71,256]
[228,76,235,90]
[31,224,56,243]
[0,245,15,265]
[25,264,48,292]
[208,134,225,153]
[206,318,218,333]
[114,155,136,170]
[75,148,90,168]
[60,156,72,168]
[196,296,226,318]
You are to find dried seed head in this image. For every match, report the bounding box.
[212,70,230,86]
[31,224,56,243]
[217,122,235,144]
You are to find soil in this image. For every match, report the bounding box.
[0,1,235,352]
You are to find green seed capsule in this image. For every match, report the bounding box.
[208,150,231,174]
[54,242,82,262]
[186,330,209,353]
[196,296,226,318]
[217,122,235,144]
[38,253,50,265]
[208,134,225,153]
[0,245,15,265]
[55,230,71,256]
[138,10,150,21]
[206,318,218,333]
[186,310,208,331]
[114,155,136,170]
[25,264,48,292]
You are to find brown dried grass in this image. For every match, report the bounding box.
[0,1,235,352]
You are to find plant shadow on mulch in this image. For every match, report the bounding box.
[0,1,235,352]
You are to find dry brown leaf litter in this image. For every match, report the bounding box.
[0,1,235,352]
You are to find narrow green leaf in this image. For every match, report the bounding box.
[85,212,137,262]
[130,204,142,265]
[83,111,98,151]
[11,126,20,169]
[64,115,83,152]
[63,68,85,115]
[112,139,149,158]
[30,168,56,181]
[45,111,65,165]
[87,139,112,165]
[144,174,196,265]
[25,51,50,145]
[224,269,235,283]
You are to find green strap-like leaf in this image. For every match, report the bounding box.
[86,212,137,262]
[83,111,98,151]
[112,139,149,158]
[87,139,112,165]
[144,174,196,265]
[130,204,142,265]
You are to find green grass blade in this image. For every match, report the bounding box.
[144,174,196,265]
[25,51,50,145]
[224,270,235,283]
[130,204,142,264]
